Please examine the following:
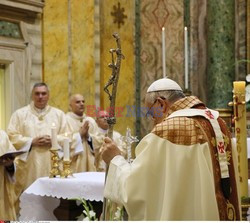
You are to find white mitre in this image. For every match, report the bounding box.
[147,78,183,92]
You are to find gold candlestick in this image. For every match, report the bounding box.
[49,148,61,178]
[60,160,72,178]
[241,197,250,220]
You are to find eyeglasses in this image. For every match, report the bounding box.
[146,99,157,118]
[145,97,166,119]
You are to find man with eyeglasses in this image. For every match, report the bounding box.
[101,78,240,220]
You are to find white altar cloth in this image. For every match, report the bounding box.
[19,172,105,221]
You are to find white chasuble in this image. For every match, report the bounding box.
[0,130,17,220]
[7,103,68,198]
[66,112,98,172]
[104,133,224,220]
[104,96,240,220]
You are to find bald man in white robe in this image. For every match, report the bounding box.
[66,94,98,172]
[102,78,241,220]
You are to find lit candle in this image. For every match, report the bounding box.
[162,27,166,78]
[233,81,248,197]
[51,123,57,149]
[184,26,189,89]
[63,133,70,161]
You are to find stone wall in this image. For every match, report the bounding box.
[0,0,44,129]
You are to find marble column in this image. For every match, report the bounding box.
[207,0,235,108]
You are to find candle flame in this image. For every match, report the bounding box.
[184,26,187,31]
[162,27,165,31]
[65,133,68,137]
[52,122,55,127]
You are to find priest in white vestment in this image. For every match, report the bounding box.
[7,83,68,212]
[93,110,126,171]
[102,78,241,220]
[66,94,98,172]
[0,130,17,220]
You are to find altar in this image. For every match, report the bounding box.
[19,172,105,221]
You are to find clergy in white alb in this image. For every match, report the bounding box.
[66,94,98,172]
[94,110,126,171]
[0,130,17,220]
[102,78,241,221]
[7,83,68,213]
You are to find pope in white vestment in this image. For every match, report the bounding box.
[7,83,67,212]
[102,78,241,220]
[0,130,17,220]
[66,94,98,172]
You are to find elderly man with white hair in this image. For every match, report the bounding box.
[101,78,241,221]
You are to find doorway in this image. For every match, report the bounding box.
[0,64,6,130]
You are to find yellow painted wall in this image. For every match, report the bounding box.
[71,0,95,106]
[43,0,69,112]
[43,0,95,112]
[43,0,135,136]
[100,0,135,136]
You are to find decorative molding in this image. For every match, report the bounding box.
[0,37,26,50]
[0,0,44,19]
[12,0,44,8]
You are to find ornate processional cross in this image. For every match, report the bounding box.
[121,127,139,163]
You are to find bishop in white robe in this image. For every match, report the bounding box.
[7,83,67,213]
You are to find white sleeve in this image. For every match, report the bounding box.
[104,155,131,204]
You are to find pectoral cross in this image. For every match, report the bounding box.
[122,127,139,163]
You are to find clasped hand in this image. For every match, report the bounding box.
[32,135,51,147]
[80,121,89,140]
[101,137,121,164]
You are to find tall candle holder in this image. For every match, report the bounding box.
[49,148,61,178]
[228,81,249,220]
[60,160,72,178]
[228,82,248,196]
